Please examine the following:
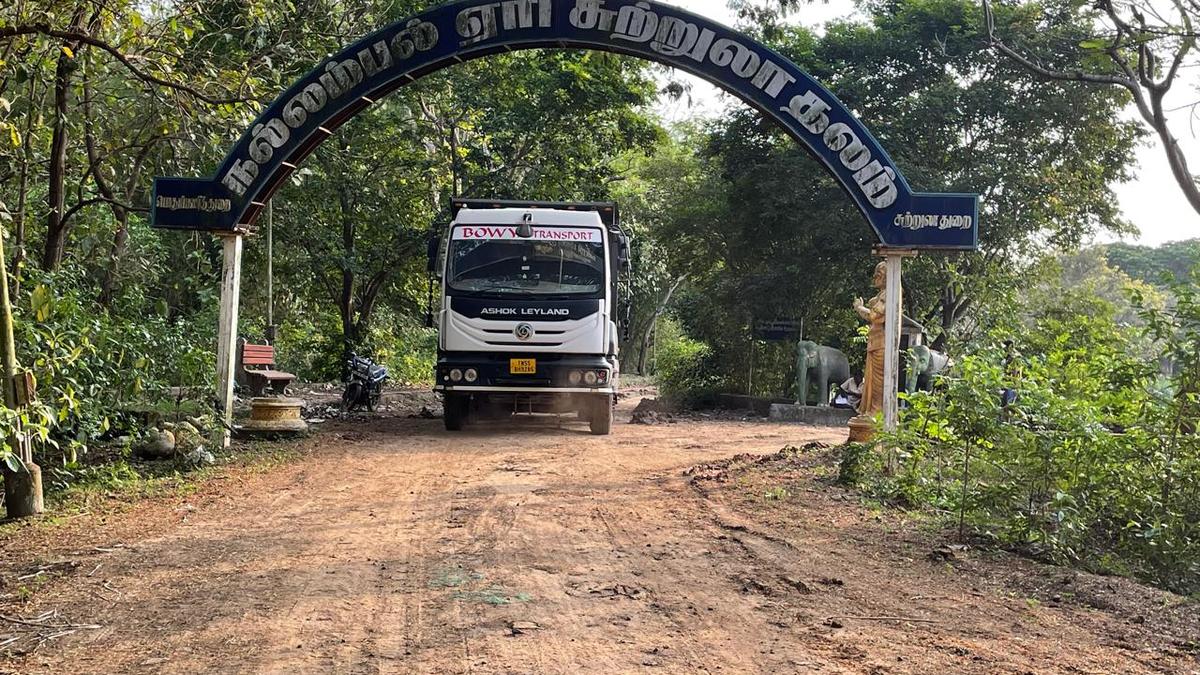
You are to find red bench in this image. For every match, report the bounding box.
[240,343,295,396]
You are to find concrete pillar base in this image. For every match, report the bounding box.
[847,415,877,443]
[3,462,44,518]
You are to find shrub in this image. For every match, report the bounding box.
[868,273,1200,593]
[654,316,721,405]
[14,267,215,465]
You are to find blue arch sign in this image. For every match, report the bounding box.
[152,0,978,250]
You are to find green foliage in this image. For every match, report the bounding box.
[653,317,720,406]
[12,266,216,462]
[1106,239,1200,287]
[637,0,1140,399]
[837,442,874,487]
[861,264,1200,593]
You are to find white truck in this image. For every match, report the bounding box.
[428,199,631,434]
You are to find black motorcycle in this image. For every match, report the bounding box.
[342,352,388,412]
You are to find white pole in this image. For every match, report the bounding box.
[882,253,903,432]
[266,200,274,339]
[215,233,244,448]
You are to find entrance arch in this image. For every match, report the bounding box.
[150,0,979,444]
[152,0,977,248]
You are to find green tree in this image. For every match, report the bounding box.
[659,0,1143,397]
[981,0,1200,216]
[1105,239,1200,286]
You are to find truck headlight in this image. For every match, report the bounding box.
[583,371,598,385]
[464,368,477,382]
[450,368,463,382]
[568,371,582,385]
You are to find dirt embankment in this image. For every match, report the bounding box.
[0,394,1195,674]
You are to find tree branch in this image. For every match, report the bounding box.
[981,1,1137,90]
[0,24,250,105]
[59,196,146,225]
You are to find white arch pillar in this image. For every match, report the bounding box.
[215,232,244,448]
[878,247,916,433]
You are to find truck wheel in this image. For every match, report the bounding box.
[589,395,613,435]
[444,393,469,431]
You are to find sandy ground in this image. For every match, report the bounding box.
[0,393,1197,674]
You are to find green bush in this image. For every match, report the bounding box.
[654,316,721,405]
[866,271,1200,593]
[14,267,216,465]
[364,307,436,386]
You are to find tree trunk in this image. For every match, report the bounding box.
[42,51,72,270]
[637,275,687,375]
[3,463,43,519]
[97,211,129,306]
[338,186,357,377]
[1148,89,1200,217]
[0,185,40,517]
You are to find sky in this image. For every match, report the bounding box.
[652,0,1200,247]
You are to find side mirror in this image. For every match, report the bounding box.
[425,229,440,329]
[425,272,436,329]
[426,233,440,274]
[617,233,632,271]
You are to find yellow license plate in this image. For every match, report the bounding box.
[509,358,536,374]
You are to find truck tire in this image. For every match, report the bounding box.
[589,395,613,435]
[444,393,469,431]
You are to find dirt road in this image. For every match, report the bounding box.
[1,396,1196,674]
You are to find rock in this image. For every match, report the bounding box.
[929,544,969,562]
[135,430,175,459]
[183,447,215,467]
[780,576,813,594]
[630,410,676,425]
[175,422,204,452]
[509,621,541,635]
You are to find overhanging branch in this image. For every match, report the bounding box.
[0,24,250,105]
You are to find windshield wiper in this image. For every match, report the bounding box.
[455,257,527,278]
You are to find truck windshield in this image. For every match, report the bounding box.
[448,228,606,296]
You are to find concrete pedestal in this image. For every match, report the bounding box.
[238,397,308,436]
[847,415,877,443]
[768,404,855,427]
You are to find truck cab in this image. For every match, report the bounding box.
[429,199,630,434]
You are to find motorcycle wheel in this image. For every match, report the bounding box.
[367,386,381,412]
[342,382,364,412]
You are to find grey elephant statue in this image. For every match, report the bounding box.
[905,344,951,393]
[795,340,851,406]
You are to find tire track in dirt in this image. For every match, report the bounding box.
[4,404,1192,674]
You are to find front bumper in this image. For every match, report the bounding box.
[434,351,614,391]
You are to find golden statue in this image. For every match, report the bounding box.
[848,261,898,441]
